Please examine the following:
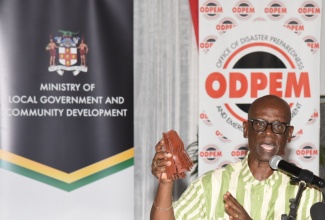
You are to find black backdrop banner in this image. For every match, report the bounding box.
[0,0,133,191]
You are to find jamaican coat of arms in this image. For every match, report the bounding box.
[46,30,88,76]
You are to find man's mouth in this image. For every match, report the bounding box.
[261,143,275,152]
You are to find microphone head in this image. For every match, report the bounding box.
[269,155,283,170]
[310,202,325,220]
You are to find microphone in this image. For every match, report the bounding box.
[310,202,325,220]
[269,155,325,188]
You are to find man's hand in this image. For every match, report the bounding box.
[224,191,252,220]
[151,140,173,183]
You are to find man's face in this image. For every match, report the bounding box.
[243,101,294,162]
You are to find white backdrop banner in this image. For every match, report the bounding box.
[199,0,322,175]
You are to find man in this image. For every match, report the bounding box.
[150,95,323,219]
[78,39,88,66]
[46,38,58,66]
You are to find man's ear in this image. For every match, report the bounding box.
[287,126,294,143]
[243,121,248,138]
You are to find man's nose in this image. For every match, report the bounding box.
[265,123,273,134]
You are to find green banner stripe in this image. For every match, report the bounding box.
[0,158,134,191]
[65,158,134,191]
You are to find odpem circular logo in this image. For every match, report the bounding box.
[296,143,318,162]
[231,145,248,160]
[306,109,318,125]
[205,40,310,126]
[200,35,218,54]
[264,1,287,21]
[216,17,237,35]
[298,1,320,21]
[232,0,255,20]
[215,130,231,143]
[205,41,311,124]
[200,0,223,20]
[200,111,213,126]
[283,18,304,35]
[303,36,319,54]
[200,144,222,164]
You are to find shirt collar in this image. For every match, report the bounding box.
[240,152,280,186]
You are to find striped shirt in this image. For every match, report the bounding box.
[173,155,323,219]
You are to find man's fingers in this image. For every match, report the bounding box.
[224,192,251,219]
[151,152,172,180]
[155,140,165,152]
[152,153,172,169]
[224,191,239,205]
[224,192,241,216]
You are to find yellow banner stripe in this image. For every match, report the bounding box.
[0,148,134,183]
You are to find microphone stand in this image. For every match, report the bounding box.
[281,180,307,220]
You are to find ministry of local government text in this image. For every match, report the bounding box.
[40,96,103,104]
